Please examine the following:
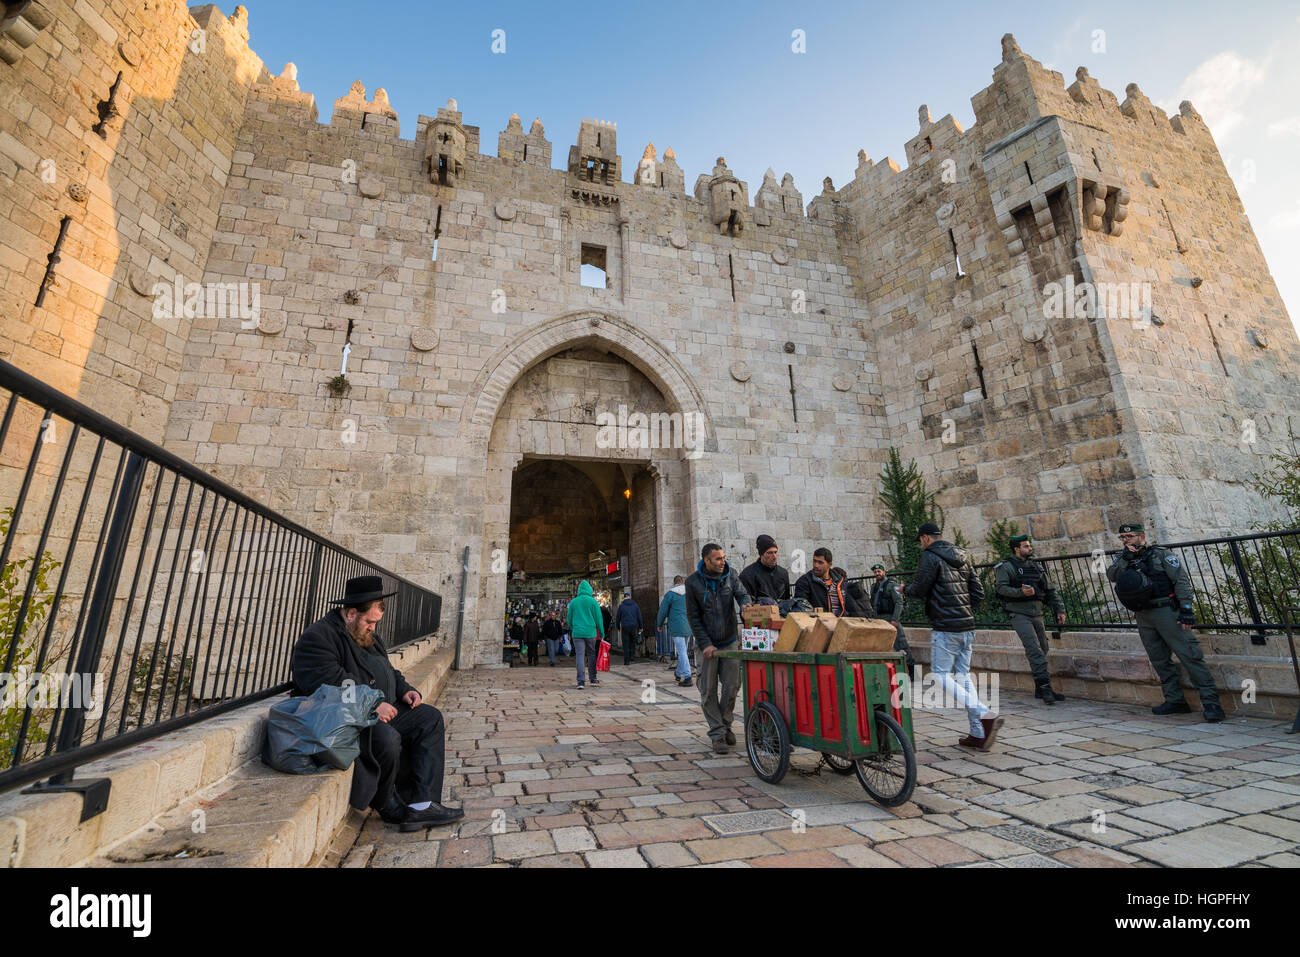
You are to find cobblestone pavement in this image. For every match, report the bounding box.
[333,659,1300,868]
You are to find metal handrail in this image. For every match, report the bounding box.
[0,357,442,799]
[848,528,1300,636]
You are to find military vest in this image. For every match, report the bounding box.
[1001,558,1045,607]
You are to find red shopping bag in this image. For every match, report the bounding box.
[596,639,611,672]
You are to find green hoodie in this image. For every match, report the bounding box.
[566,581,605,641]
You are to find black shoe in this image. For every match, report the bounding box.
[1035,685,1056,705]
[400,803,465,831]
[376,803,409,826]
[725,729,736,746]
[680,677,693,688]
[1203,703,1226,723]
[1152,700,1192,715]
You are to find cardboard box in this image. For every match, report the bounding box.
[742,604,782,631]
[775,612,816,652]
[740,627,780,652]
[827,617,898,653]
[796,613,839,654]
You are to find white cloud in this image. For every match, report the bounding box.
[1267,116,1300,137]
[1269,201,1300,231]
[1161,50,1268,141]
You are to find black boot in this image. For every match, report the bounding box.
[1035,683,1056,705]
[1152,700,1192,715]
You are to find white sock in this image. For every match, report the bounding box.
[409,801,432,811]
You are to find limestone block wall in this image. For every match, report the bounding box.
[839,35,1300,553]
[160,70,885,664]
[0,1,267,439]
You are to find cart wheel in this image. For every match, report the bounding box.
[822,753,855,775]
[854,710,916,807]
[745,701,791,784]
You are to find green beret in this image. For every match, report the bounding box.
[1010,535,1031,547]
[870,564,885,571]
[1118,523,1144,533]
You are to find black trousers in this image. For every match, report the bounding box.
[367,703,446,809]
[622,626,638,665]
[527,639,538,665]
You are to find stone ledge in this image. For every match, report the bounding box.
[903,627,1299,717]
[0,638,451,868]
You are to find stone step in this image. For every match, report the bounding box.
[0,636,451,867]
[84,644,455,868]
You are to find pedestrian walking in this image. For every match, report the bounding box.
[685,543,753,753]
[614,593,644,666]
[903,522,1002,751]
[1107,523,1224,722]
[541,611,562,666]
[994,535,1066,704]
[656,575,694,687]
[523,612,541,666]
[566,581,604,689]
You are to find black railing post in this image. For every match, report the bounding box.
[22,450,146,819]
[454,544,469,670]
[1227,540,1268,646]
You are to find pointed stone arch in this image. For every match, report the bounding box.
[458,310,716,445]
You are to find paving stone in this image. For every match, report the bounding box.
[1192,786,1300,815]
[751,849,852,868]
[552,826,598,852]
[585,848,648,867]
[1006,796,1123,827]
[1220,813,1300,843]
[946,829,1034,859]
[1127,824,1284,867]
[1099,784,1182,806]
[701,809,793,836]
[641,842,699,867]
[519,852,587,867]
[493,831,557,860]
[828,844,904,867]
[685,834,784,863]
[1124,800,1235,830]
[1000,853,1069,867]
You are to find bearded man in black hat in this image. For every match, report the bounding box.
[290,574,463,830]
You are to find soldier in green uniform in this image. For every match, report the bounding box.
[868,563,917,679]
[993,535,1066,705]
[1106,523,1225,722]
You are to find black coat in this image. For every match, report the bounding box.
[685,560,753,649]
[290,609,417,811]
[739,560,791,603]
[793,570,867,617]
[903,541,984,630]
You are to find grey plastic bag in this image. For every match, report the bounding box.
[261,682,385,774]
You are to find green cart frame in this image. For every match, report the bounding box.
[716,648,917,807]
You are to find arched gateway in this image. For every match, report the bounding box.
[457,311,714,667]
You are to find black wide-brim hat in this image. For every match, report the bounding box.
[329,574,397,606]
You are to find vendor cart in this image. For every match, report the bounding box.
[716,649,917,806]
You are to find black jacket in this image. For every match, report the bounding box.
[903,541,984,630]
[793,569,868,617]
[685,559,753,649]
[739,560,791,603]
[290,609,417,810]
[869,577,902,622]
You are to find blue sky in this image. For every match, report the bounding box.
[242,0,1300,330]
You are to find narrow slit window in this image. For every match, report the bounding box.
[970,341,988,399]
[1023,161,1034,184]
[728,253,736,301]
[948,229,966,277]
[580,244,608,288]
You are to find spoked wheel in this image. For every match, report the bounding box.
[822,752,856,775]
[853,710,917,807]
[745,700,791,784]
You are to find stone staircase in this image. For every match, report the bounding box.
[1,639,454,868]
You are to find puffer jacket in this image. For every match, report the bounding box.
[685,559,753,649]
[903,540,984,630]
